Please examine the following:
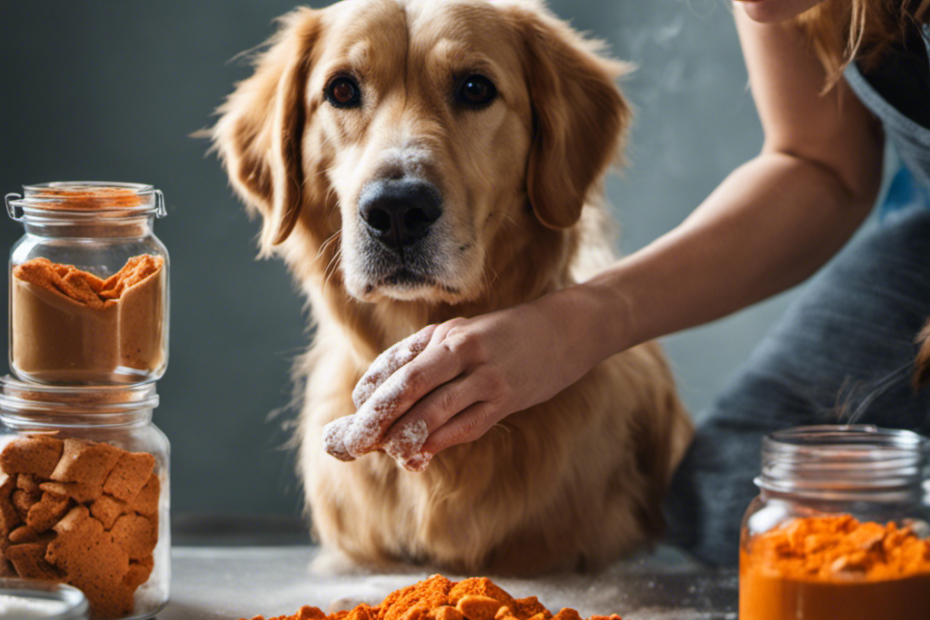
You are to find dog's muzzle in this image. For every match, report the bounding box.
[358,178,442,252]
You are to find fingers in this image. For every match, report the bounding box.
[322,415,355,461]
[352,325,437,409]
[342,338,467,458]
[381,375,483,464]
[422,401,497,455]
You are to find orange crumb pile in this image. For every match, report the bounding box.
[240,575,623,620]
[746,515,930,581]
[13,255,163,310]
[33,186,145,209]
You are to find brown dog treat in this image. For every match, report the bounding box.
[110,513,157,560]
[6,542,60,580]
[449,580,514,606]
[349,604,379,620]
[91,494,129,530]
[40,480,103,503]
[16,473,41,494]
[50,438,123,488]
[456,597,505,620]
[48,505,133,619]
[0,473,19,537]
[512,599,549,620]
[103,451,156,501]
[297,607,327,620]
[551,611,581,620]
[124,554,154,589]
[399,605,428,620]
[11,488,42,520]
[0,546,15,576]
[129,473,160,516]
[9,524,41,544]
[0,436,64,478]
[432,607,466,620]
[26,491,71,533]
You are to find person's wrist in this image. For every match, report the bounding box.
[531,281,631,373]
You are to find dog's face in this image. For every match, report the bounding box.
[313,0,533,302]
[215,0,629,304]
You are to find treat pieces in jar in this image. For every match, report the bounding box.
[0,435,160,619]
[239,575,623,620]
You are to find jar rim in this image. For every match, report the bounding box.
[0,375,159,415]
[765,424,929,452]
[0,578,89,620]
[6,181,167,221]
[758,425,930,498]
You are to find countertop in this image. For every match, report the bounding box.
[160,546,738,620]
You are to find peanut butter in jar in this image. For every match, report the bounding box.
[5,182,169,385]
[739,425,930,620]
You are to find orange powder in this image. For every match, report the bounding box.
[11,255,165,384]
[240,575,623,620]
[740,515,930,620]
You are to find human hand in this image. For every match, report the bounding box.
[322,289,604,471]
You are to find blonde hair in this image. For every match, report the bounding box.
[795,0,930,88]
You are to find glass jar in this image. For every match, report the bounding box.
[5,182,169,385]
[0,578,89,619]
[0,377,170,620]
[740,425,930,620]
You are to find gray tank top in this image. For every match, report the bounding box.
[845,22,930,210]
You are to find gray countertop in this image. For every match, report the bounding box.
[161,547,738,620]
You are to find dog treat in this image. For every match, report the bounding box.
[0,435,160,619]
[11,254,165,384]
[740,515,930,620]
[238,575,624,620]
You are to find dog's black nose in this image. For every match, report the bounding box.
[358,179,442,249]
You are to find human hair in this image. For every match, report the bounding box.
[795,0,930,89]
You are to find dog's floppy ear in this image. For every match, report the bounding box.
[915,317,930,390]
[514,6,632,229]
[213,8,320,253]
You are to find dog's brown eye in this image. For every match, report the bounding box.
[326,76,361,108]
[457,75,497,108]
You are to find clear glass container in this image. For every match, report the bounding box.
[0,377,170,620]
[0,578,89,619]
[5,182,169,385]
[740,425,930,620]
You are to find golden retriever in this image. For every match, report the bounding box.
[213,0,693,575]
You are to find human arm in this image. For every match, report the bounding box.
[330,5,885,468]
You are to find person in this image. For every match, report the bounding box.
[347,0,930,566]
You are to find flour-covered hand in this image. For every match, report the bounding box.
[336,289,605,470]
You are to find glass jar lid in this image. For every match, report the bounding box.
[0,578,89,620]
[5,182,167,221]
[757,425,930,500]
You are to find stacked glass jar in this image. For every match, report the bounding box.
[740,425,930,620]
[0,182,171,620]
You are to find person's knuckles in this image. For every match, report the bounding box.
[442,326,489,364]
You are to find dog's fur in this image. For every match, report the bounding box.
[916,318,930,389]
[214,0,693,575]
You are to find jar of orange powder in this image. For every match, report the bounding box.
[739,425,930,620]
[5,182,169,385]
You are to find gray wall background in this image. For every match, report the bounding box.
[0,0,799,519]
